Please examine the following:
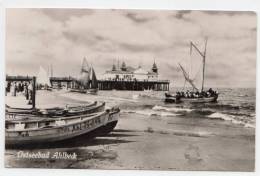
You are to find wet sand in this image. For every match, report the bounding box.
[5,90,255,171]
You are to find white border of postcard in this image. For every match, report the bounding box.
[0,0,259,176]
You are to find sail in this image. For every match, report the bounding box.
[179,63,199,91]
[37,66,51,86]
[179,40,207,91]
[77,58,90,88]
[89,67,98,89]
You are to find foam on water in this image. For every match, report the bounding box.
[152,105,193,112]
[208,112,255,128]
[122,109,179,117]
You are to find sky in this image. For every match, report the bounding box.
[5,9,257,88]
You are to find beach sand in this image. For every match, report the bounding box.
[5,90,255,171]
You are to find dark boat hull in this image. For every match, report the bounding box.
[5,109,120,147]
[165,93,218,103]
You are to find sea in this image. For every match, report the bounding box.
[7,87,255,129]
[64,87,256,129]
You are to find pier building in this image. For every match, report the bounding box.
[6,60,170,91]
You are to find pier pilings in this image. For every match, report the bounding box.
[97,80,170,91]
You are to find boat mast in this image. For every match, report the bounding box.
[201,38,208,92]
[32,76,36,109]
[51,64,53,77]
[190,38,208,91]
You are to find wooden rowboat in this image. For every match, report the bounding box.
[39,102,105,117]
[6,101,105,117]
[5,108,120,146]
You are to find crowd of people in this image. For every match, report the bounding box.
[6,81,33,104]
[175,88,218,99]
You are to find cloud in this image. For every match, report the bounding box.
[125,12,154,23]
[5,9,256,88]
[39,8,94,23]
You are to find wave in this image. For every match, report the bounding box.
[132,93,161,100]
[238,94,249,97]
[200,103,255,111]
[121,109,179,117]
[223,111,255,117]
[208,112,255,128]
[144,127,213,138]
[152,105,193,113]
[153,105,217,116]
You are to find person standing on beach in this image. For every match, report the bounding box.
[28,82,33,104]
[10,82,16,96]
[24,82,29,100]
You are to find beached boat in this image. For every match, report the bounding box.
[65,102,105,116]
[165,39,218,103]
[6,101,105,117]
[5,107,120,146]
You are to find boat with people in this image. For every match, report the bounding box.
[165,88,218,103]
[165,38,218,103]
[5,107,120,146]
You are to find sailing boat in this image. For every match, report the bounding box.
[70,57,90,93]
[165,39,218,103]
[71,58,99,94]
[86,66,98,94]
[37,66,52,90]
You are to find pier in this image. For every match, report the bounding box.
[49,77,170,91]
[6,76,170,91]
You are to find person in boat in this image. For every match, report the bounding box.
[207,88,217,97]
[195,91,200,98]
[175,91,181,100]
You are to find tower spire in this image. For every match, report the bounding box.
[121,60,127,71]
[152,58,158,73]
[112,59,116,71]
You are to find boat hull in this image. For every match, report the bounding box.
[165,93,218,103]
[5,109,120,147]
[86,88,98,95]
[70,89,87,93]
[70,88,98,95]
